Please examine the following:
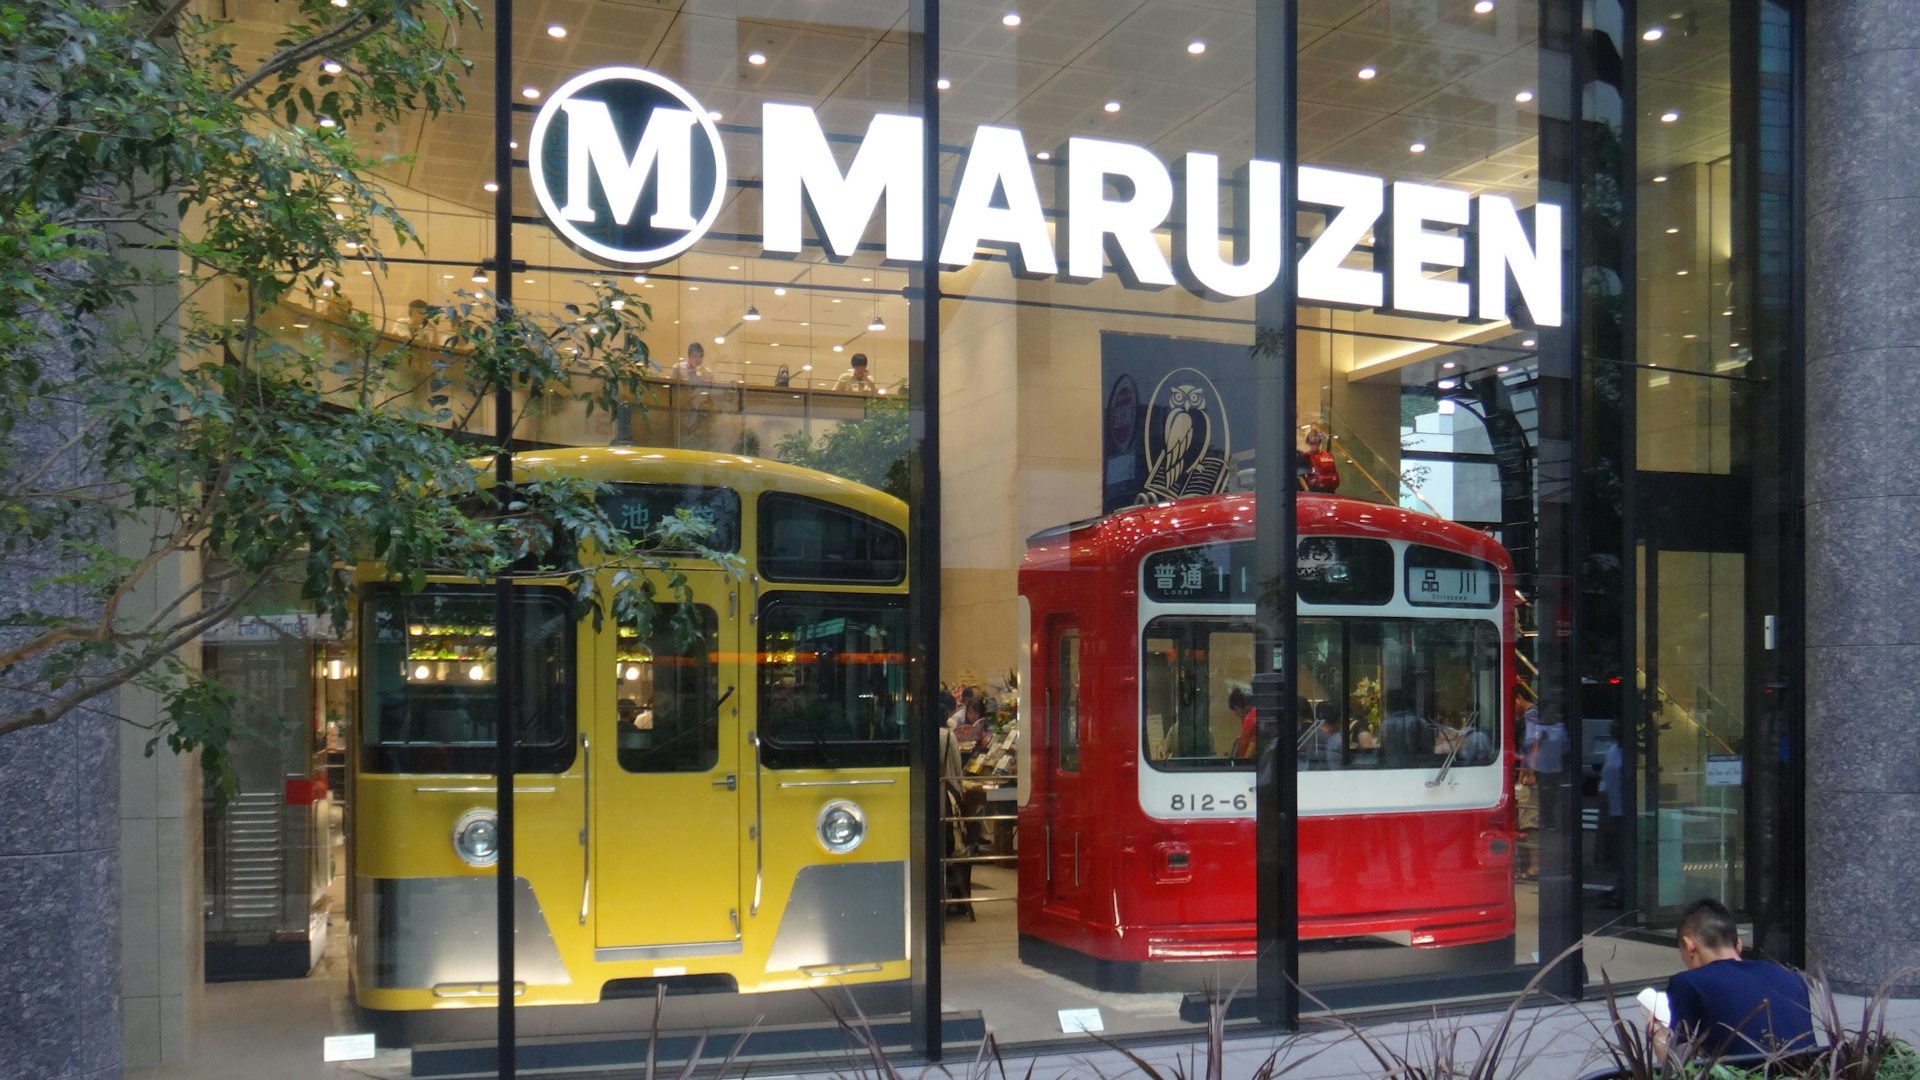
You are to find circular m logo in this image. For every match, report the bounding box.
[529,67,728,266]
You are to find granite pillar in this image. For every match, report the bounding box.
[1804,0,1920,996]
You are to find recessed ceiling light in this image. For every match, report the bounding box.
[1723,309,1734,316]
[714,336,726,344]
[708,110,723,121]
[360,269,372,276]
[1104,100,1122,113]
[1474,1,1495,12]
[747,51,767,66]
[1437,379,1459,390]
[1652,174,1668,182]
[728,264,740,270]
[1002,12,1021,27]
[322,59,343,75]
[442,273,454,280]
[800,321,809,326]
[1521,338,1536,347]
[936,77,952,91]
[862,276,872,282]
[1496,365,1510,373]
[633,275,647,284]
[328,194,345,203]
[689,285,699,291]
[521,86,541,100]
[802,364,813,371]
[1409,141,1427,153]
[1643,26,1665,41]
[770,342,780,347]
[317,116,336,128]
[524,277,535,284]
[509,140,518,149]
[1666,227,1680,234]
[1515,89,1534,103]
[1676,269,1689,276]
[546,23,566,38]
[832,298,842,303]
[483,181,499,192]
[1036,150,1051,160]
[1442,361,1457,369]
[1660,110,1680,123]
[773,287,787,296]
[1358,65,1378,80]
[1682,333,1697,339]
[833,344,844,352]
[1187,40,1206,55]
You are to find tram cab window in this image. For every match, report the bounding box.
[615,605,719,773]
[600,483,741,554]
[1141,618,1255,770]
[757,595,908,768]
[358,586,575,774]
[758,492,906,584]
[1299,618,1504,771]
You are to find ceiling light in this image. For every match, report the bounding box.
[1666,227,1680,234]
[524,277,535,284]
[802,364,813,371]
[833,344,844,352]
[441,273,453,280]
[343,240,359,250]
[1496,365,1510,373]
[317,115,336,128]
[1643,26,1665,41]
[1035,150,1051,160]
[610,299,625,310]
[320,276,335,288]
[832,298,842,303]
[689,285,699,291]
[1442,361,1456,369]
[359,269,372,276]
[322,59,343,75]
[330,0,347,7]
[1103,100,1122,113]
[861,276,872,282]
[1515,90,1534,103]
[509,140,519,149]
[546,23,567,38]
[522,86,541,100]
[714,335,726,344]
[1676,269,1689,276]
[328,194,345,203]
[1002,12,1021,26]
[1723,309,1734,316]
[483,181,499,192]
[936,77,951,91]
[770,342,779,347]
[1521,338,1536,347]
[708,111,723,122]
[1682,333,1697,340]
[728,264,739,270]
[801,321,810,326]
[1652,174,1668,182]
[1358,65,1377,80]
[1409,141,1427,153]
[633,275,647,284]
[1187,40,1206,55]
[471,267,487,283]
[748,51,767,66]
[1437,379,1459,390]
[1474,1,1494,12]
[1660,110,1680,123]
[743,305,761,321]
[868,315,887,332]
[773,287,787,296]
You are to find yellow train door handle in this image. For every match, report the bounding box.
[713,774,737,791]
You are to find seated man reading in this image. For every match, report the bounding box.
[1655,898,1815,1060]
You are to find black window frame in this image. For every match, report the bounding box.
[756,491,907,586]
[600,482,743,554]
[615,603,722,775]
[357,583,577,775]
[756,591,909,769]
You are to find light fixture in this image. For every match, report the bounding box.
[483,181,499,192]
[1442,361,1457,369]
[714,335,726,344]
[1035,150,1051,161]
[522,86,541,100]
[1409,141,1427,153]
[467,663,487,681]
[801,363,813,372]
[1515,89,1534,103]
[471,267,487,283]
[317,115,336,128]
[748,51,767,65]
[708,110,723,122]
[743,305,761,321]
[1002,12,1021,26]
[546,23,567,38]
[1437,379,1459,390]
[1676,269,1689,276]
[1104,100,1121,113]
[773,287,787,296]
[328,194,345,203]
[1660,110,1680,123]
[833,344,844,353]
[689,285,699,291]
[633,275,647,284]
[1521,338,1536,348]
[524,277,536,284]
[322,59,343,75]
[320,275,335,288]
[1682,333,1697,340]
[1652,174,1668,182]
[1666,227,1680,234]
[936,77,951,91]
[1643,26,1665,41]
[412,664,431,680]
[330,0,347,7]
[509,140,518,149]
[1723,309,1734,316]
[343,239,359,250]
[868,314,887,332]
[1496,365,1510,374]
[1358,65,1378,80]
[1188,40,1206,55]
[624,665,641,682]
[610,299,625,311]
[1474,0,1494,12]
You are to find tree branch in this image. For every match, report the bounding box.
[224,11,395,104]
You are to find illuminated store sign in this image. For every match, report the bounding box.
[530,67,1562,327]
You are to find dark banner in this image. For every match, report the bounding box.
[1100,331,1261,514]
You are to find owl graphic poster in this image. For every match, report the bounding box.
[1100,331,1260,515]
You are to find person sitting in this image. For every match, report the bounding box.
[1654,898,1814,1061]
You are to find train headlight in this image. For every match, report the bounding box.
[452,808,500,867]
[816,800,866,854]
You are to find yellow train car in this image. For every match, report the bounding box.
[349,448,910,1027]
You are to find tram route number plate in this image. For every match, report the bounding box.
[1059,1008,1105,1034]
[323,1033,376,1062]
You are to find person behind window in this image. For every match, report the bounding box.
[670,341,715,383]
[1457,717,1494,765]
[1380,688,1423,766]
[1306,713,1344,770]
[1228,687,1258,759]
[834,351,876,393]
[1652,898,1814,1061]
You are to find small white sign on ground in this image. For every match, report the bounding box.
[1058,1008,1104,1034]
[323,1033,377,1062]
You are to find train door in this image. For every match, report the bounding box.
[592,570,743,950]
[1042,622,1084,914]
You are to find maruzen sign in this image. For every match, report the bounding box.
[529,68,1563,327]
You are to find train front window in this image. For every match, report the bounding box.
[1141,617,1256,771]
[1297,617,1504,771]
[358,586,575,774]
[615,605,719,773]
[757,594,908,768]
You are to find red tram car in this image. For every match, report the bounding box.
[1016,493,1517,975]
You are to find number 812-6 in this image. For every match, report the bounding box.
[1169,793,1249,813]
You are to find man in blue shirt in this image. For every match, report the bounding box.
[1658,898,1815,1059]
